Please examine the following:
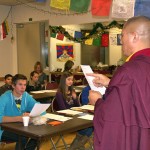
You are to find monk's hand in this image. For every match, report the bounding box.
[86,73,110,87]
[88,90,102,106]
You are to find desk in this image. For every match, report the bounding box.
[0,116,93,150]
[30,87,83,102]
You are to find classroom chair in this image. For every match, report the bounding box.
[50,97,69,150]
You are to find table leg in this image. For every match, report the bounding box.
[18,135,22,150]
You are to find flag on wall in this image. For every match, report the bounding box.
[101,33,109,47]
[70,0,90,13]
[50,0,70,10]
[91,0,112,16]
[85,33,93,45]
[0,23,6,40]
[112,0,135,18]
[51,32,56,38]
[93,37,101,46]
[74,31,82,39]
[57,44,74,62]
[57,32,64,40]
[134,0,150,17]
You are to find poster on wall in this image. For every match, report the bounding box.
[56,44,75,62]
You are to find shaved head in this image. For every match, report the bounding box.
[124,16,150,42]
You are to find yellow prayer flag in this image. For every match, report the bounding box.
[85,33,93,45]
[50,0,70,10]
[5,20,9,33]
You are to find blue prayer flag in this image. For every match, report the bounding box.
[134,0,150,17]
[74,31,82,39]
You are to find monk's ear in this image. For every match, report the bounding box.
[132,32,139,43]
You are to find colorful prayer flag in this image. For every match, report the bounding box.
[91,0,112,16]
[50,0,70,10]
[134,0,150,17]
[74,31,82,39]
[112,0,135,18]
[101,33,109,47]
[70,0,90,13]
[85,33,93,45]
[93,37,101,46]
[57,32,64,41]
[51,32,56,38]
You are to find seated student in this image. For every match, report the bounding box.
[63,60,74,72]
[55,72,92,149]
[26,71,42,93]
[56,72,79,109]
[34,61,47,88]
[0,74,13,96]
[0,74,38,150]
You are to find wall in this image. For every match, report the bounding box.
[109,28,122,65]
[0,6,14,77]
[0,1,122,77]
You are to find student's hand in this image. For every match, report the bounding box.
[86,73,110,87]
[72,91,77,99]
[23,112,30,116]
[89,90,102,106]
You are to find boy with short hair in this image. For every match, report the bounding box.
[0,74,13,96]
[0,74,38,150]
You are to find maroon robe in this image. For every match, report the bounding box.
[94,48,150,150]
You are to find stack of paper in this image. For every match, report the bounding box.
[57,109,83,115]
[43,113,72,122]
[81,105,94,111]
[78,114,94,120]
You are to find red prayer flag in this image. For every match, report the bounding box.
[91,0,112,16]
[2,22,6,39]
[56,32,64,41]
[101,33,109,47]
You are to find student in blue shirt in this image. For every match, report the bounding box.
[0,74,38,150]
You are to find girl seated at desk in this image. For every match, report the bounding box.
[55,72,92,149]
[26,71,42,93]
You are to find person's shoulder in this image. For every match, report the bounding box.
[56,90,63,96]
[22,91,32,98]
[0,90,12,99]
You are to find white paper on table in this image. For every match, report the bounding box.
[57,109,83,115]
[30,90,46,94]
[81,105,94,111]
[80,65,106,95]
[75,85,86,88]
[44,90,57,93]
[78,114,94,120]
[43,113,72,122]
[29,103,50,117]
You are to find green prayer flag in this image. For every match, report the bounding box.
[51,32,56,38]
[70,0,90,13]
[93,37,101,46]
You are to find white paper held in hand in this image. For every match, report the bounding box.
[80,65,106,95]
[29,103,50,117]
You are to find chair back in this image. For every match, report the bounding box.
[51,97,60,112]
[46,82,58,90]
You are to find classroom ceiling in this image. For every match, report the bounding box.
[0,0,35,6]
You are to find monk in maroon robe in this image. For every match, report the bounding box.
[88,16,150,150]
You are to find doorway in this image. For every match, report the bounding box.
[17,21,49,79]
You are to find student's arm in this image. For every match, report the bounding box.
[55,92,67,110]
[2,116,23,123]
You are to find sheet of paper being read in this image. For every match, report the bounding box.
[29,103,50,117]
[80,65,106,95]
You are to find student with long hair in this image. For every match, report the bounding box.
[56,72,92,149]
